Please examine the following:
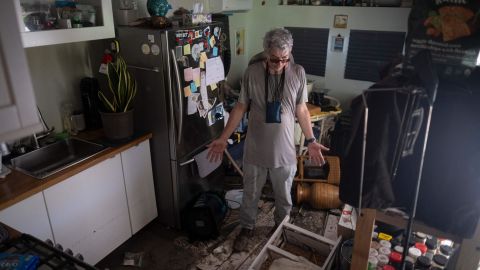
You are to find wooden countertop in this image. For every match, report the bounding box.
[0,133,152,211]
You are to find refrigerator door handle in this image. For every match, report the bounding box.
[179,158,195,167]
[170,49,184,144]
[127,65,160,73]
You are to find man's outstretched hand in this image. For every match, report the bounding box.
[207,138,228,163]
[307,142,329,166]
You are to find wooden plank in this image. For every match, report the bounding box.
[248,215,290,270]
[350,208,376,270]
[267,245,300,262]
[283,222,337,246]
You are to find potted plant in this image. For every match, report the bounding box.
[98,54,137,141]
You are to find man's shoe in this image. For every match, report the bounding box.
[233,228,254,252]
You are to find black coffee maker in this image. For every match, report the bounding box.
[80,77,102,129]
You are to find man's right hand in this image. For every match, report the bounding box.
[207,138,228,163]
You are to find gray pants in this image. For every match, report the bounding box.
[240,163,297,229]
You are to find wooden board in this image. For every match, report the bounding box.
[350,208,376,270]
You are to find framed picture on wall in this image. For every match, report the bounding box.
[334,15,348,28]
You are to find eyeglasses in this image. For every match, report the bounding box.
[268,57,290,64]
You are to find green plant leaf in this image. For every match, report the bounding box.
[101,54,137,113]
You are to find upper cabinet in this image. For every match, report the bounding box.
[15,0,114,48]
[0,1,42,142]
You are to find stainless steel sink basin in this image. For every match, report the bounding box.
[10,138,107,179]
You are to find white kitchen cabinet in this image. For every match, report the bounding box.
[0,1,42,142]
[121,140,158,234]
[14,0,114,48]
[0,192,53,242]
[43,154,131,265]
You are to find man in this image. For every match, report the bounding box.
[207,28,328,251]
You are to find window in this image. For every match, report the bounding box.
[286,27,329,77]
[345,30,406,82]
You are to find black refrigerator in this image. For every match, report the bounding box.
[117,22,229,229]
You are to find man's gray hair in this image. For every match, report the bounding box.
[263,28,293,52]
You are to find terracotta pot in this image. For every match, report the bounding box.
[296,182,342,209]
[100,110,134,141]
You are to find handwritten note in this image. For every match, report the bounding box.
[183,67,193,81]
[184,86,192,97]
[205,57,225,85]
[192,68,200,81]
[183,44,191,55]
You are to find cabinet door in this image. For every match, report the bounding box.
[0,1,42,142]
[16,0,115,47]
[121,140,158,234]
[44,155,131,265]
[0,192,53,242]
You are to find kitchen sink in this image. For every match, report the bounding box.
[10,138,107,179]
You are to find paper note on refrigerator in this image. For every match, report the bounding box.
[209,36,216,48]
[205,57,225,85]
[187,93,200,115]
[184,86,192,97]
[200,71,209,110]
[210,83,217,91]
[200,52,208,62]
[190,82,197,93]
[183,67,193,81]
[213,47,218,57]
[183,44,191,55]
[200,52,208,69]
[192,68,200,81]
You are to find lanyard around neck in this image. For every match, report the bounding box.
[265,62,286,103]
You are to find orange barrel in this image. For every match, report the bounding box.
[296,182,342,209]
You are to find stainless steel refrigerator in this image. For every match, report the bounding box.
[117,22,229,229]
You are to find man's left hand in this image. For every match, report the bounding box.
[307,142,329,166]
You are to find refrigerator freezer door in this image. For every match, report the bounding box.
[172,148,225,229]
[166,24,226,160]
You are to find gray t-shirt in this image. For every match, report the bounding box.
[238,61,308,168]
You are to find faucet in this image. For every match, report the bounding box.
[32,107,55,149]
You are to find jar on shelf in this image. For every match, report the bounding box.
[377,254,389,267]
[379,239,392,249]
[379,246,391,257]
[393,245,403,254]
[415,242,428,255]
[389,251,402,269]
[426,237,438,254]
[432,254,448,269]
[415,255,432,269]
[368,256,378,270]
[408,246,422,261]
[439,245,453,258]
[414,231,427,244]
